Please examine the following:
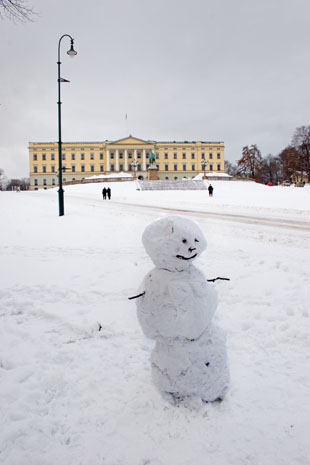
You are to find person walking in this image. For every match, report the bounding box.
[102,187,107,200]
[107,187,111,200]
[208,184,214,197]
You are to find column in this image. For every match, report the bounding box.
[142,149,146,171]
[106,150,110,171]
[125,149,128,171]
[116,149,120,172]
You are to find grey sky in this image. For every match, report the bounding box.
[1,0,309,178]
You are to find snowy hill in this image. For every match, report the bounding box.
[0,181,310,465]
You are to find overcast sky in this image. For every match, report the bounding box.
[1,0,309,178]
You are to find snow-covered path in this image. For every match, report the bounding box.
[1,182,310,465]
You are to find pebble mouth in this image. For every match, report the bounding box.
[176,253,198,261]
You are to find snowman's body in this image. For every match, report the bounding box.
[136,216,229,404]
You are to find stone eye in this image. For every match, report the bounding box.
[182,239,187,244]
[195,238,199,243]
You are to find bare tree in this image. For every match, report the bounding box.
[224,160,238,176]
[278,146,300,182]
[237,145,263,179]
[257,154,283,185]
[0,169,9,190]
[291,125,310,179]
[0,0,36,22]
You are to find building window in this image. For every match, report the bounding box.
[165,164,169,171]
[119,164,124,171]
[183,164,186,171]
[164,153,168,159]
[34,179,38,186]
[174,153,177,159]
[52,179,55,186]
[100,153,104,160]
[128,164,132,171]
[202,153,205,159]
[42,165,46,173]
[33,154,37,161]
[217,153,221,159]
[165,176,169,180]
[137,163,141,170]
[210,164,213,171]
[72,165,75,172]
[217,164,221,171]
[81,165,85,172]
[182,153,186,159]
[110,164,115,171]
[191,153,195,159]
[191,164,195,171]
[146,163,150,169]
[174,176,178,180]
[100,164,104,172]
[137,152,141,159]
[110,152,114,159]
[128,152,132,158]
[62,153,65,160]
[156,153,159,159]
[209,153,213,159]
[51,165,55,173]
[81,153,85,160]
[174,164,178,171]
[119,152,123,159]
[42,153,46,161]
[90,164,94,172]
[71,153,75,160]
[90,153,94,160]
[34,166,38,173]
[43,179,47,185]
[156,164,159,169]
[51,153,55,161]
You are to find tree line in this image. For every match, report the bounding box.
[225,125,310,184]
[0,170,29,191]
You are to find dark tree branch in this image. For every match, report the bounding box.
[0,0,36,22]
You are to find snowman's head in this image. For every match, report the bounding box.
[142,215,207,271]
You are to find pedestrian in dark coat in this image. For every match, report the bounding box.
[102,187,107,200]
[107,187,111,200]
[208,184,214,197]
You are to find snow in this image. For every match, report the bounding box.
[1,180,310,465]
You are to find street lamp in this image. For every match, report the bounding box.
[57,34,77,216]
[201,160,208,178]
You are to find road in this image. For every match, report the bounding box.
[111,201,310,232]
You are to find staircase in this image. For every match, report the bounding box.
[137,180,207,191]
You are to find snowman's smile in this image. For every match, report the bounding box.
[176,253,198,261]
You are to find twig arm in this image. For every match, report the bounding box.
[128,291,145,300]
[207,277,230,283]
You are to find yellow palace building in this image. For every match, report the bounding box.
[28,135,225,190]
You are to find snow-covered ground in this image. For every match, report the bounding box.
[1,180,310,465]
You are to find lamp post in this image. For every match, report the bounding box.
[201,160,208,179]
[57,34,77,216]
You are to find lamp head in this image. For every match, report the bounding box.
[67,39,77,57]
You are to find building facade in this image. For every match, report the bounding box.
[29,135,225,190]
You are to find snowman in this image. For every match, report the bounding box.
[135,215,229,407]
